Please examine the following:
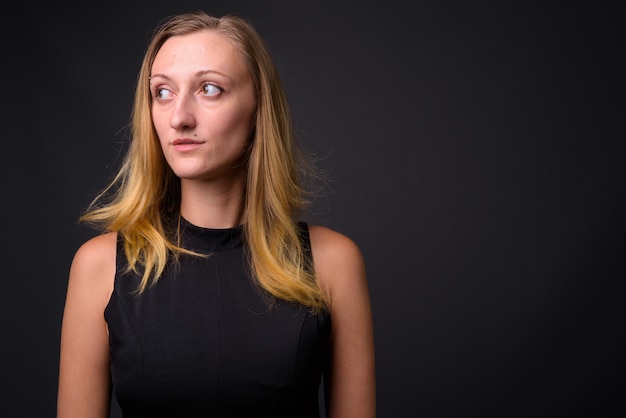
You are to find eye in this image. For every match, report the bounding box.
[202,83,223,97]
[153,87,174,100]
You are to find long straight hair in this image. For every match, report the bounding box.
[82,12,326,310]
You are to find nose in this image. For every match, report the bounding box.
[169,93,196,130]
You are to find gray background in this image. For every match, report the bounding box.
[2,1,624,417]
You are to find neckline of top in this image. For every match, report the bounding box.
[179,216,245,252]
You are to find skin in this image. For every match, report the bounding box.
[57,30,375,417]
[150,30,257,228]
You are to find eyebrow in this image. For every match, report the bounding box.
[150,69,233,82]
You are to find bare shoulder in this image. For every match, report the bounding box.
[71,232,117,271]
[68,232,118,305]
[308,225,364,265]
[308,225,367,307]
[58,232,117,416]
[308,225,376,416]
[309,225,361,258]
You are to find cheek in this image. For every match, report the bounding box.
[152,112,173,157]
[213,105,256,144]
[151,110,167,139]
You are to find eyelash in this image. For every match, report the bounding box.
[151,83,224,100]
[152,87,172,100]
[202,82,223,97]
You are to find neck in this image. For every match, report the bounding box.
[179,176,246,229]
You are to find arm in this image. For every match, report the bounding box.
[57,232,117,418]
[309,226,376,418]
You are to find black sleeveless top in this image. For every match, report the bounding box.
[104,219,331,417]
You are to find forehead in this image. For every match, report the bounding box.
[151,30,248,80]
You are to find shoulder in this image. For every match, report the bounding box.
[307,225,364,267]
[71,232,118,273]
[58,233,118,415]
[307,225,367,308]
[68,232,118,307]
[307,225,376,416]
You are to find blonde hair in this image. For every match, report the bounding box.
[82,12,326,310]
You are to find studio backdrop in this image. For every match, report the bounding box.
[2,1,624,417]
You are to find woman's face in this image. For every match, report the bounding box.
[150,30,256,183]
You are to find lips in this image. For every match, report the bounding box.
[173,137,202,145]
[172,137,203,151]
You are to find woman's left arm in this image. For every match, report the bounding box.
[309,225,376,418]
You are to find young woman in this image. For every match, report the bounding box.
[57,11,375,417]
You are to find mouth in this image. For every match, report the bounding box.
[172,137,203,151]
[173,138,202,145]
